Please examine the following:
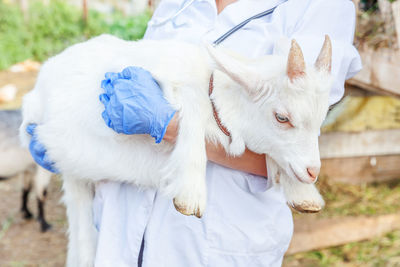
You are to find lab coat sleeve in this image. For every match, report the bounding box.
[143,0,186,40]
[287,0,362,105]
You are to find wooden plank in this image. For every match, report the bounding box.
[319,129,400,158]
[321,155,400,184]
[346,79,400,97]
[286,214,400,255]
[347,47,400,97]
[345,84,381,97]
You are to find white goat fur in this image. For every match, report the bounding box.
[20,34,332,266]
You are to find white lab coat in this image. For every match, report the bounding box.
[92,0,362,266]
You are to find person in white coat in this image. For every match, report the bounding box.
[92,0,362,266]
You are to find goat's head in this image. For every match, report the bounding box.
[207,36,333,184]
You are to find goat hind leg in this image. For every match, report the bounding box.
[20,171,33,219]
[63,177,97,267]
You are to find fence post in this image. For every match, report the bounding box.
[392,1,400,49]
[18,0,28,21]
[83,0,88,25]
[353,0,360,13]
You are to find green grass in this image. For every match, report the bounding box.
[307,177,400,218]
[0,0,151,70]
[0,216,13,241]
[8,261,28,267]
[284,230,400,267]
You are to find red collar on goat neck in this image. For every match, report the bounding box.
[209,74,231,138]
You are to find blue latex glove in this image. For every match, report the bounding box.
[26,124,59,174]
[99,66,176,143]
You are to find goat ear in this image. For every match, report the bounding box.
[287,39,306,82]
[206,44,261,91]
[315,35,332,73]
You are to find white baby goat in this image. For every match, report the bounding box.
[20,34,332,266]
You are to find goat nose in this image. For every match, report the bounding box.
[307,167,320,182]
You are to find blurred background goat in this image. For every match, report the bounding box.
[0,110,52,232]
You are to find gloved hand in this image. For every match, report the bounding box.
[99,66,176,143]
[26,124,59,174]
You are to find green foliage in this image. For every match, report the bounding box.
[0,0,151,70]
[27,1,84,61]
[106,11,151,41]
[360,0,398,12]
[0,2,30,69]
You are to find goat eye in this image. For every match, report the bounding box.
[275,113,289,123]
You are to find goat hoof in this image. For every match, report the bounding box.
[291,202,322,213]
[21,209,33,220]
[173,198,202,218]
[39,220,52,232]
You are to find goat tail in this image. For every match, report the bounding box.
[19,86,45,147]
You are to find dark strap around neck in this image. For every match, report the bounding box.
[209,74,231,137]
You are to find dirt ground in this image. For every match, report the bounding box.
[0,70,38,110]
[0,176,67,267]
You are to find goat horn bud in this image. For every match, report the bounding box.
[315,35,332,73]
[287,39,306,82]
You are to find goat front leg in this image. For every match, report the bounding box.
[63,177,97,267]
[267,158,324,213]
[161,106,208,218]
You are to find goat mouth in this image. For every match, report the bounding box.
[289,165,310,184]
